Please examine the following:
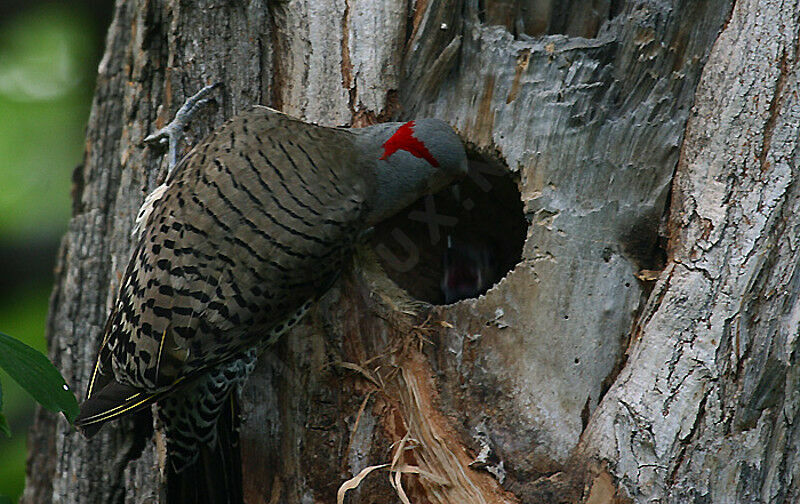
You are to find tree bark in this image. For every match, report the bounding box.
[22,0,800,503]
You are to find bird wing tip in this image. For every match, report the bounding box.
[74,380,159,437]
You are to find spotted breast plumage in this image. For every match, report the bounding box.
[75,96,468,504]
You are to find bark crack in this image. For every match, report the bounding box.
[757,25,795,174]
[668,391,707,485]
[340,0,353,96]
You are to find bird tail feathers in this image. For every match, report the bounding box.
[166,392,244,504]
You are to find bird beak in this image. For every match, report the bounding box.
[459,157,469,176]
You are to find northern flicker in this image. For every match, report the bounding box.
[442,235,497,303]
[74,85,468,503]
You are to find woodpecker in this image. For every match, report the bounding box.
[74,85,468,503]
[442,235,497,303]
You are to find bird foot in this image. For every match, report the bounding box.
[144,82,222,175]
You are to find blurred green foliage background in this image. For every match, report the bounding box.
[0,1,111,501]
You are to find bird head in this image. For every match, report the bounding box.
[363,119,468,225]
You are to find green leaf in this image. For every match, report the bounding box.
[0,495,11,504]
[0,380,9,437]
[0,332,79,423]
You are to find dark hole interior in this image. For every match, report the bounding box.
[370,156,527,305]
[479,0,627,39]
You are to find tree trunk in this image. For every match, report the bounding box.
[22,0,800,503]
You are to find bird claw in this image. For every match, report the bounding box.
[145,82,222,176]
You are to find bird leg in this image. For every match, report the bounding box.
[144,82,221,175]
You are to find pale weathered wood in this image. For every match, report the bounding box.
[24,0,800,503]
[581,1,800,502]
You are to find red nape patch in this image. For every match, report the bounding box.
[379,121,440,167]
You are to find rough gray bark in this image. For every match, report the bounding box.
[22,0,800,503]
[581,1,800,502]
